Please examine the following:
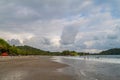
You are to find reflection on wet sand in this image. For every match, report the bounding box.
[1,71,27,80]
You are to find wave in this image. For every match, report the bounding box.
[52,56,120,64]
[64,56,120,64]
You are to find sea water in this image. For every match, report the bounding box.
[53,55,120,80]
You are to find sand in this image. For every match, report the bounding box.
[0,56,75,80]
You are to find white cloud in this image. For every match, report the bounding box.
[84,41,94,48]
[15,6,40,18]
[0,0,120,53]
[0,31,34,44]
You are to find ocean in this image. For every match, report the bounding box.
[52,55,120,80]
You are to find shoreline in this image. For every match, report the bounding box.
[0,56,75,80]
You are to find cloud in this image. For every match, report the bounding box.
[60,25,79,45]
[23,36,60,51]
[93,0,120,18]
[7,39,22,46]
[0,31,34,43]
[81,25,120,51]
[0,0,120,53]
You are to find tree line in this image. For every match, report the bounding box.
[1,38,120,56]
[0,38,89,56]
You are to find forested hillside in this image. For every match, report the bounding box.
[0,38,79,56]
[17,45,49,55]
[100,48,120,55]
[2,38,120,56]
[0,38,50,55]
[0,38,10,49]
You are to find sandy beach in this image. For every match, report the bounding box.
[0,56,74,80]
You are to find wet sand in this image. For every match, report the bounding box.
[0,56,74,80]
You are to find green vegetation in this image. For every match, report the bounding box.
[0,38,10,55]
[17,45,49,55]
[0,38,80,56]
[99,48,120,55]
[0,38,10,49]
[2,38,119,56]
[61,50,78,56]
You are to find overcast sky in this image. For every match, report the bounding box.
[0,0,120,53]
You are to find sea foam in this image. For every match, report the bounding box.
[61,56,120,64]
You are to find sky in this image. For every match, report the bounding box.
[0,0,120,53]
